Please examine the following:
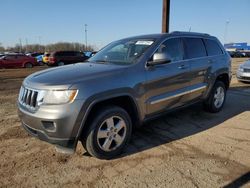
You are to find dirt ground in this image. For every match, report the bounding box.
[0,59,249,188]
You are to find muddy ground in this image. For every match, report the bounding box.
[0,59,249,188]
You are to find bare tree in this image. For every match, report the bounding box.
[4,42,94,53]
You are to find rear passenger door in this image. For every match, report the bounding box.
[182,37,210,101]
[145,38,191,115]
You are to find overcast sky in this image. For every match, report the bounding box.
[1,0,249,49]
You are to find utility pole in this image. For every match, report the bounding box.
[19,38,22,53]
[84,24,88,51]
[25,38,28,53]
[38,36,42,52]
[162,0,170,33]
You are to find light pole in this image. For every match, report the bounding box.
[37,36,42,52]
[224,20,230,44]
[84,24,88,50]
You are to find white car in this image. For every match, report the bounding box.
[237,59,250,82]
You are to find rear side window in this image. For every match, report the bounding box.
[204,39,223,56]
[183,38,207,59]
[156,38,183,62]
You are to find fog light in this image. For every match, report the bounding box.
[42,121,56,132]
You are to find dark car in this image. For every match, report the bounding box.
[48,51,88,66]
[228,51,246,58]
[18,32,231,159]
[0,54,38,68]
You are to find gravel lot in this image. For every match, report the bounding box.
[0,59,249,188]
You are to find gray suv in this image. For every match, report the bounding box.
[18,32,231,159]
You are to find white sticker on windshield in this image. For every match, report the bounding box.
[135,41,154,45]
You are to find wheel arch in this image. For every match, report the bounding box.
[75,94,141,144]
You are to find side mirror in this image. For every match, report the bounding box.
[147,53,171,66]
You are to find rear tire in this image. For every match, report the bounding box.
[204,81,226,113]
[24,62,33,68]
[81,105,132,159]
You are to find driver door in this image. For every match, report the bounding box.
[145,38,191,115]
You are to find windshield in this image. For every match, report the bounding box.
[89,38,155,65]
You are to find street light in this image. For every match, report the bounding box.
[224,20,230,44]
[85,24,88,50]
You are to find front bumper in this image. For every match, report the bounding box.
[18,99,84,150]
[236,71,250,82]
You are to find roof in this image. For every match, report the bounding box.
[120,31,214,41]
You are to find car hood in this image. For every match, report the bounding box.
[24,62,128,89]
[242,60,250,68]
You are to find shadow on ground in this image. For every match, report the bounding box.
[111,85,250,158]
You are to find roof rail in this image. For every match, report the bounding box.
[170,31,210,36]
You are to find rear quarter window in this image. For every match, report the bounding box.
[183,37,207,59]
[204,39,223,56]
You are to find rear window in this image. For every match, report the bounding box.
[183,38,207,59]
[204,39,223,56]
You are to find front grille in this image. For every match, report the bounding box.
[241,77,250,80]
[19,87,39,108]
[244,68,250,73]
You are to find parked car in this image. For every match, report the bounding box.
[84,51,98,58]
[48,51,88,66]
[42,53,50,64]
[35,54,44,65]
[18,32,231,159]
[228,51,246,58]
[27,52,44,57]
[0,54,38,68]
[237,59,250,82]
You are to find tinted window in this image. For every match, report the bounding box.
[6,55,17,60]
[204,39,223,56]
[183,38,207,59]
[156,38,183,62]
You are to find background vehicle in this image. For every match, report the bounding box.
[26,52,44,57]
[18,32,231,159]
[0,54,38,68]
[227,51,246,58]
[237,59,250,82]
[84,51,98,58]
[42,53,50,64]
[48,51,88,66]
[35,54,44,65]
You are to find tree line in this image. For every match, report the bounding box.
[0,42,95,53]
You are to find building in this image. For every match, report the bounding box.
[224,42,250,52]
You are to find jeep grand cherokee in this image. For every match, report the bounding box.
[18,32,231,159]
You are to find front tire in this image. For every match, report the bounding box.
[204,81,226,113]
[82,105,132,159]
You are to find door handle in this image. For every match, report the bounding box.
[178,64,188,69]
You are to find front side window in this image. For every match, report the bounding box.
[183,38,207,59]
[89,39,155,65]
[155,38,183,62]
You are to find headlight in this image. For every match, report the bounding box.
[39,90,78,105]
[239,66,244,72]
